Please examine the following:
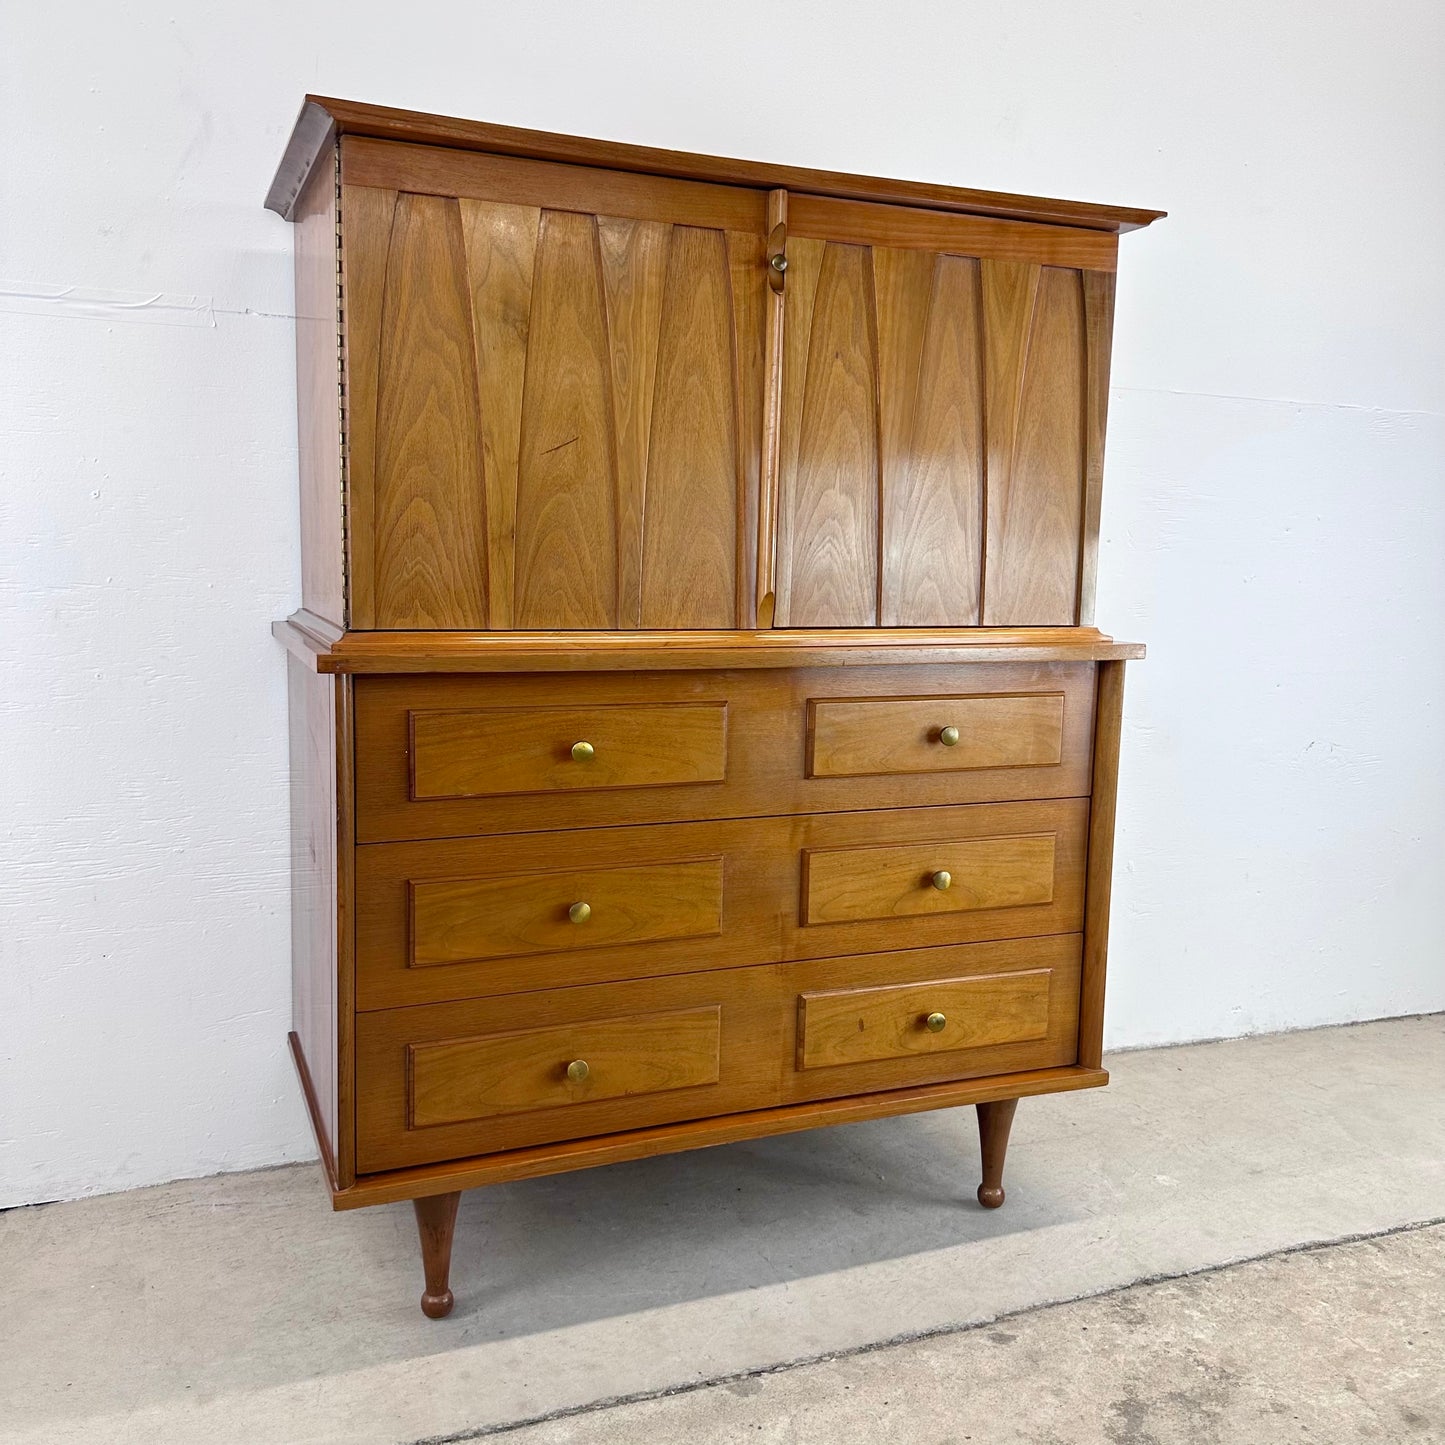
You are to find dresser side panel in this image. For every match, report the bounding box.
[294,149,347,628]
[1080,658,1125,1067]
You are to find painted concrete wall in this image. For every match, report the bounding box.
[4,1,1442,1207]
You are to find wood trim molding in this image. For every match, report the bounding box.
[272,614,1147,673]
[266,96,1166,233]
[323,1063,1109,1208]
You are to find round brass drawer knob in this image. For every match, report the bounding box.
[931,870,952,891]
[566,1059,590,1083]
[769,253,789,274]
[925,1012,948,1033]
[571,740,595,762]
[568,901,592,924]
[939,725,960,747]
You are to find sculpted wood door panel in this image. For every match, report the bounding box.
[341,145,768,630]
[772,195,1116,629]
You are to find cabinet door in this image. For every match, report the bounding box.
[340,140,769,630]
[772,194,1117,628]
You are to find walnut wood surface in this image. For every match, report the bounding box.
[410,858,725,967]
[287,656,355,1187]
[975,1097,1019,1208]
[277,617,1145,672]
[409,700,728,799]
[269,96,1165,234]
[354,801,1086,1008]
[358,936,1081,1171]
[1080,659,1127,1069]
[409,1006,722,1128]
[802,832,1060,925]
[328,1064,1108,1208]
[807,692,1066,778]
[292,151,346,627]
[354,664,1096,842]
[340,150,766,630]
[798,969,1052,1069]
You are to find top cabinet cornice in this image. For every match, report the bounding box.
[272,97,1162,634]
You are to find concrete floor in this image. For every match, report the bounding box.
[1,1015,1441,1445]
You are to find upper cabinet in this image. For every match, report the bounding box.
[340,141,768,631]
[273,100,1159,633]
[772,197,1116,629]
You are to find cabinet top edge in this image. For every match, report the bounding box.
[273,614,1147,674]
[264,95,1166,233]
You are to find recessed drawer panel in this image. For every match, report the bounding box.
[808,693,1065,778]
[409,1006,722,1128]
[356,969,780,1170]
[411,859,723,967]
[798,970,1051,1070]
[803,834,1057,925]
[410,701,727,799]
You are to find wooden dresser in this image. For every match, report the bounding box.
[268,96,1161,1318]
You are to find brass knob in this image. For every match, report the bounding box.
[566,1059,590,1083]
[925,1012,947,1033]
[769,253,788,274]
[931,870,952,891]
[570,740,595,762]
[939,725,960,747]
[568,901,592,924]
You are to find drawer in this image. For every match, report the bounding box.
[808,692,1065,778]
[410,701,727,800]
[355,818,777,1008]
[356,969,780,1170]
[411,859,723,967]
[783,936,1082,1101]
[354,664,1095,842]
[786,799,1087,958]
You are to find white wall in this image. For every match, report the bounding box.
[3,1,1442,1207]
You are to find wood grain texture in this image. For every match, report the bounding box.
[287,656,356,1188]
[272,97,1165,234]
[332,1064,1109,1208]
[1080,658,1127,1069]
[372,192,488,628]
[789,192,1117,270]
[808,692,1066,778]
[982,263,1087,624]
[354,665,1097,842]
[277,616,1145,673]
[343,137,767,232]
[408,1006,722,1127]
[798,969,1052,1069]
[357,967,780,1170]
[1077,270,1117,627]
[409,700,727,799]
[778,239,880,625]
[292,150,345,627]
[802,833,1059,925]
[409,858,724,966]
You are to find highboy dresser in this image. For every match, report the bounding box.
[268,97,1161,1318]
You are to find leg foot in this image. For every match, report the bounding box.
[413,1191,461,1319]
[975,1098,1019,1209]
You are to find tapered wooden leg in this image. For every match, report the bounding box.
[413,1191,462,1319]
[975,1098,1019,1209]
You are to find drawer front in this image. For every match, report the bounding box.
[784,936,1081,1100]
[356,818,778,1008]
[787,799,1086,958]
[410,1007,722,1127]
[808,693,1065,778]
[411,701,727,799]
[357,970,780,1170]
[355,664,1095,843]
[411,859,723,967]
